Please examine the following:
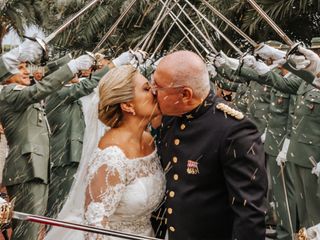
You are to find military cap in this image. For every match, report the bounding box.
[310,37,320,49]
[265,40,289,50]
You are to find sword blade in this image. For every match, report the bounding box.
[246,0,294,46]
[93,0,138,53]
[173,0,218,54]
[45,0,101,43]
[200,0,258,48]
[12,211,161,240]
[159,0,210,55]
[184,0,243,55]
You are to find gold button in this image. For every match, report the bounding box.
[172,156,178,163]
[173,174,179,181]
[169,191,175,198]
[180,124,186,130]
[169,226,175,232]
[167,208,173,214]
[174,139,180,145]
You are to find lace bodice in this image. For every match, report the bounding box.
[84,146,165,240]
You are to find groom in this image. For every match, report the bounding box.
[152,51,268,240]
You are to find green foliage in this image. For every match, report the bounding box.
[1,0,320,56]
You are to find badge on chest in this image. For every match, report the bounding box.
[187,160,199,175]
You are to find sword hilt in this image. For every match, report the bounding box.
[286,42,304,59]
[0,194,15,229]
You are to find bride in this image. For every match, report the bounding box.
[46,65,165,240]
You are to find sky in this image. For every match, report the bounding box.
[2,25,45,46]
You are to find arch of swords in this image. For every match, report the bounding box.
[0,0,306,239]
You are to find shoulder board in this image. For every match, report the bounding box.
[13,85,26,91]
[216,103,244,120]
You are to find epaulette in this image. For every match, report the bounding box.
[216,103,244,120]
[13,85,26,91]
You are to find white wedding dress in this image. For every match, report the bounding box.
[45,88,165,240]
[85,146,165,240]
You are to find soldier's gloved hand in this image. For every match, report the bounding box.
[112,51,135,67]
[270,58,286,68]
[276,138,290,166]
[311,162,320,177]
[288,54,311,70]
[255,43,286,61]
[220,51,239,70]
[67,54,95,75]
[2,39,43,74]
[207,64,217,78]
[242,55,270,75]
[242,55,257,68]
[297,46,320,75]
[254,60,270,75]
[213,55,226,68]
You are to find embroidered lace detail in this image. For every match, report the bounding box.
[84,146,165,240]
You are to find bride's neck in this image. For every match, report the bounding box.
[118,115,149,142]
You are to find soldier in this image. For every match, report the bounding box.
[235,41,320,231]
[45,51,141,218]
[234,58,298,240]
[32,68,43,82]
[0,40,94,240]
[153,51,268,240]
[210,71,249,112]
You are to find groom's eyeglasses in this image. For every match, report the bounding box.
[151,84,185,95]
[150,76,185,95]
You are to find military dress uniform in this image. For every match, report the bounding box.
[240,67,320,229]
[158,91,268,240]
[0,59,74,240]
[45,66,109,218]
[264,81,297,240]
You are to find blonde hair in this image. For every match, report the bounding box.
[98,65,137,128]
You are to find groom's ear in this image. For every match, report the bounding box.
[120,102,134,114]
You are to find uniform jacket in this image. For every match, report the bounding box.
[243,69,319,169]
[0,63,73,186]
[46,67,109,167]
[158,91,268,240]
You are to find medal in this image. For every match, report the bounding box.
[187,160,199,175]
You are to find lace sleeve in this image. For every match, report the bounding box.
[84,148,127,228]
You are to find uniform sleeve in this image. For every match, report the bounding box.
[237,66,302,94]
[53,66,109,104]
[84,149,126,230]
[1,65,73,111]
[216,65,248,83]
[221,119,268,240]
[212,73,241,92]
